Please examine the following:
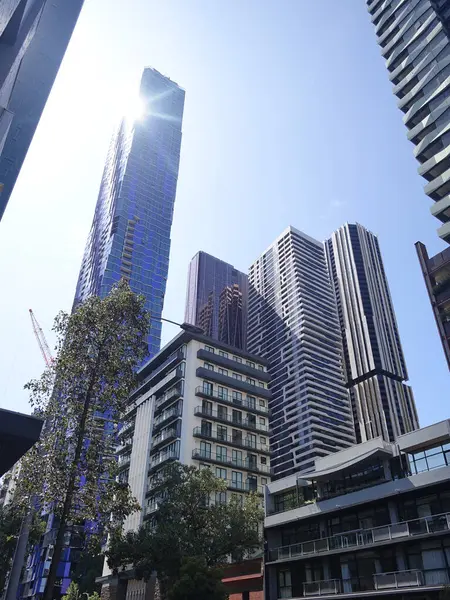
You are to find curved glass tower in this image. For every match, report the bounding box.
[74,68,185,357]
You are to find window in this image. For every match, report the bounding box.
[247,475,257,492]
[218,368,228,376]
[233,356,242,363]
[204,362,214,371]
[408,444,450,475]
[247,453,257,470]
[258,381,265,388]
[259,417,266,427]
[232,373,242,381]
[246,377,256,386]
[216,467,227,480]
[232,429,243,444]
[247,413,256,428]
[260,436,267,446]
[258,365,264,371]
[261,477,268,486]
[247,395,256,409]
[278,570,292,599]
[205,345,215,353]
[215,491,227,505]
[200,441,211,458]
[232,471,243,489]
[259,399,266,408]
[217,425,227,441]
[232,449,243,466]
[246,360,255,368]
[203,381,213,395]
[201,421,212,437]
[261,456,267,465]
[247,433,257,449]
[216,446,227,461]
[232,409,242,425]
[217,385,228,400]
[232,391,243,405]
[219,350,228,358]
[202,400,212,415]
[218,405,228,420]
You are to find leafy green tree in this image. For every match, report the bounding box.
[62,582,81,600]
[107,464,263,599]
[15,281,149,600]
[167,557,226,600]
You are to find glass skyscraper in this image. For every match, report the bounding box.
[74,68,185,357]
[0,0,85,221]
[247,227,356,479]
[326,223,419,443]
[185,251,248,350]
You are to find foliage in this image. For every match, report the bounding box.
[62,581,81,600]
[88,592,101,600]
[167,557,227,600]
[107,464,263,599]
[0,505,44,595]
[15,280,150,600]
[71,550,103,596]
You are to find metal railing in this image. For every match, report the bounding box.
[192,448,270,474]
[154,406,181,428]
[268,512,450,562]
[304,579,341,596]
[152,427,178,448]
[195,386,269,414]
[155,386,181,411]
[374,570,423,590]
[150,449,179,469]
[194,406,269,432]
[192,426,269,453]
[118,454,131,468]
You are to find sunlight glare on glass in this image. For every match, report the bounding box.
[125,96,148,123]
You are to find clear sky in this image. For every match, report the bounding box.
[0,1,448,425]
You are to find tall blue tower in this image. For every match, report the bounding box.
[74,67,185,357]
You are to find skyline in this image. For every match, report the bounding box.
[0,0,448,427]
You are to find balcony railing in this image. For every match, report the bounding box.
[192,426,270,454]
[301,569,450,597]
[195,386,269,415]
[268,512,450,562]
[154,407,181,429]
[118,454,131,469]
[152,427,178,449]
[194,406,269,433]
[155,386,182,412]
[192,449,270,474]
[150,449,179,469]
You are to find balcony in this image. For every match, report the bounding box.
[267,512,450,563]
[154,386,182,414]
[194,406,269,433]
[197,349,270,382]
[152,427,178,450]
[196,367,271,400]
[118,420,134,437]
[195,386,269,416]
[118,454,131,470]
[300,569,450,597]
[144,502,159,516]
[153,407,181,431]
[149,448,179,471]
[192,426,270,455]
[192,448,270,475]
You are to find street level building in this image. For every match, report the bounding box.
[100,327,271,600]
[0,0,84,220]
[326,223,419,443]
[185,251,248,350]
[264,419,450,600]
[74,67,185,356]
[247,227,355,480]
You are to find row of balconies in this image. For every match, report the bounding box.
[194,406,269,433]
[193,426,270,454]
[195,386,269,416]
[192,448,270,475]
[268,511,450,563]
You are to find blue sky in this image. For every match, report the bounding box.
[0,1,447,424]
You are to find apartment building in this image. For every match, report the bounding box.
[101,326,271,600]
[264,419,450,599]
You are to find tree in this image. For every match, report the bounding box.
[62,582,81,600]
[167,557,227,600]
[16,280,150,600]
[0,505,44,596]
[107,464,263,599]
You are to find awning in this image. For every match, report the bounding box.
[302,446,393,482]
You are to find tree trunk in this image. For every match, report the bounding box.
[42,369,98,600]
[4,512,32,600]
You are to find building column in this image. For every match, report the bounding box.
[388,500,399,524]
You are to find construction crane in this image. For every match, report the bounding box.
[29,309,54,367]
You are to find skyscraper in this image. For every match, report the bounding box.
[326,223,419,443]
[367,0,450,244]
[247,227,356,479]
[185,251,248,350]
[367,0,450,368]
[74,68,185,357]
[0,0,85,221]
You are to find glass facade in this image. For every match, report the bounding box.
[74,68,185,357]
[185,251,248,350]
[0,0,85,220]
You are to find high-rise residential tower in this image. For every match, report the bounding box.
[367,0,450,369]
[185,252,248,350]
[326,223,419,444]
[0,0,85,221]
[74,68,185,357]
[247,227,356,479]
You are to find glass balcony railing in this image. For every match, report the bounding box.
[191,448,270,474]
[192,426,269,453]
[150,448,179,469]
[195,386,269,415]
[268,512,450,562]
[194,406,269,432]
[152,427,178,448]
[154,407,181,428]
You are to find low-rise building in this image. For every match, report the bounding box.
[264,420,450,599]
